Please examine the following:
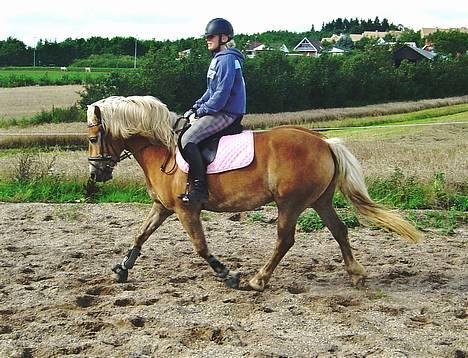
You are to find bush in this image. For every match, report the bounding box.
[297,209,360,232]
[80,44,468,114]
[0,105,85,128]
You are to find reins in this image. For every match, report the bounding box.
[161,116,190,175]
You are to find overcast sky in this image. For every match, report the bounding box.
[1,0,467,47]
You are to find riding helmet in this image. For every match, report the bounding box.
[204,18,234,39]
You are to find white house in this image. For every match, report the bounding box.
[327,46,345,55]
[292,37,323,56]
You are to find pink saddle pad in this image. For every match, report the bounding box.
[176,131,254,174]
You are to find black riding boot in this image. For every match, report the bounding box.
[182,143,208,204]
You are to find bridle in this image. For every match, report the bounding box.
[88,114,190,177]
[87,120,133,176]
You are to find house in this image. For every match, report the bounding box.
[422,39,434,51]
[362,30,403,39]
[178,49,191,59]
[245,41,289,58]
[245,41,264,58]
[321,33,342,43]
[349,34,363,42]
[393,44,436,66]
[292,37,323,56]
[420,27,468,38]
[327,46,345,55]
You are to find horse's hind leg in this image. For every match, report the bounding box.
[249,206,300,291]
[112,201,172,283]
[312,187,366,286]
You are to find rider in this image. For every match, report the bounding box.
[181,18,246,204]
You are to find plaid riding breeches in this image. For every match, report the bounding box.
[180,112,238,149]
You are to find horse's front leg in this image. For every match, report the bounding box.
[177,208,240,288]
[112,201,172,282]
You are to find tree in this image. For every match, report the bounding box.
[427,30,468,56]
[0,37,31,66]
[398,30,423,47]
[336,35,354,50]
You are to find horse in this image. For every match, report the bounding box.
[87,95,422,291]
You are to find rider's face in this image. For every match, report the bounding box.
[205,34,228,51]
[205,34,220,51]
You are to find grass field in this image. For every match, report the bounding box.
[0,67,110,87]
[0,66,132,87]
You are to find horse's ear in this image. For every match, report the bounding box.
[94,106,102,121]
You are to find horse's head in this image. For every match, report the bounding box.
[87,105,124,182]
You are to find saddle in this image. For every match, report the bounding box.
[178,116,244,165]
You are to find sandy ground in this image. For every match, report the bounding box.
[0,202,466,357]
[0,85,84,118]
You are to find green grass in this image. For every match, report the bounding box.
[322,105,468,138]
[0,177,151,204]
[0,66,135,87]
[247,211,267,223]
[298,209,360,232]
[407,209,466,235]
[368,169,467,211]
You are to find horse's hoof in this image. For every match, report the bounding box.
[248,277,265,292]
[112,263,128,283]
[224,271,241,289]
[351,275,366,288]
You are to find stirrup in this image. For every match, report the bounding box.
[178,181,208,205]
[178,182,191,204]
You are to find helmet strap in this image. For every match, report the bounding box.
[212,34,229,53]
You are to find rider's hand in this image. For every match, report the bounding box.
[183,108,196,119]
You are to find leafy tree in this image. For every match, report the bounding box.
[244,51,295,113]
[398,30,423,47]
[0,37,32,66]
[427,30,468,56]
[336,35,354,50]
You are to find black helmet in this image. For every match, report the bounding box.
[204,18,234,39]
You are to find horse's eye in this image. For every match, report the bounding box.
[89,136,98,144]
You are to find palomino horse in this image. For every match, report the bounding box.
[87,96,421,291]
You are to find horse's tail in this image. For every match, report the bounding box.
[325,138,422,243]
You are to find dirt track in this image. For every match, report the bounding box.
[0,203,466,357]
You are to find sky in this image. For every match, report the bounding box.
[1,0,467,47]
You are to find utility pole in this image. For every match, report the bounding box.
[134,38,137,69]
[33,37,37,67]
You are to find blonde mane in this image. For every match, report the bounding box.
[87,96,177,149]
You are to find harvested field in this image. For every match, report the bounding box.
[1,122,465,188]
[0,85,84,118]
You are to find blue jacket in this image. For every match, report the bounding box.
[194,48,246,117]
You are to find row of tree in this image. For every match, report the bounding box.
[0,17,418,67]
[79,42,468,114]
[321,17,400,34]
[2,28,465,68]
[0,36,155,67]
